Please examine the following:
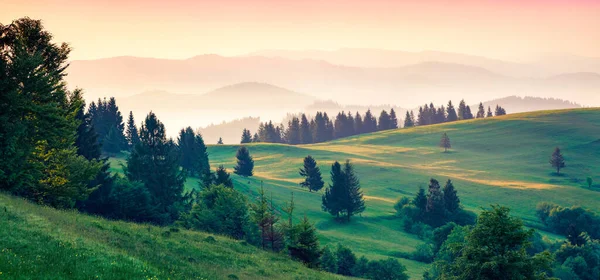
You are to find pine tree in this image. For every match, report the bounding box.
[426,178,446,227]
[435,106,446,124]
[251,185,282,251]
[214,165,233,188]
[550,147,566,174]
[404,111,414,128]
[487,106,493,117]
[476,102,485,118]
[103,126,124,154]
[178,127,196,175]
[495,105,507,116]
[354,112,364,134]
[288,215,322,268]
[217,137,223,144]
[300,114,312,144]
[299,156,325,192]
[464,105,473,119]
[241,128,252,144]
[440,133,451,152]
[125,111,140,150]
[234,146,254,177]
[363,109,378,133]
[446,100,458,122]
[73,90,101,160]
[286,117,301,145]
[390,108,399,129]
[342,160,365,222]
[457,99,467,120]
[413,187,428,214]
[252,132,260,143]
[443,179,460,214]
[125,112,185,224]
[378,110,391,131]
[322,161,344,218]
[194,132,210,176]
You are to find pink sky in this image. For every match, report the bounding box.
[2,0,599,60]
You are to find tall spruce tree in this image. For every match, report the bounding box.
[443,179,460,214]
[550,147,566,174]
[217,137,223,144]
[413,187,428,214]
[476,102,485,118]
[457,99,467,120]
[74,90,101,161]
[241,128,252,144]
[404,111,414,128]
[390,108,399,129]
[486,106,493,117]
[234,146,254,177]
[103,126,124,154]
[378,110,392,131]
[286,117,301,145]
[342,160,365,222]
[299,156,325,192]
[354,112,364,134]
[446,100,458,122]
[125,111,185,224]
[322,161,344,218]
[178,127,196,175]
[363,109,378,133]
[300,114,312,144]
[440,133,451,152]
[464,105,473,119]
[194,132,210,176]
[125,111,140,150]
[426,178,446,227]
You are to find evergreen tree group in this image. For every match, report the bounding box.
[243,109,400,145]
[177,127,210,176]
[404,100,507,128]
[322,160,366,222]
[88,97,127,153]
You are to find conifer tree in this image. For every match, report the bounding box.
[440,132,451,152]
[550,147,566,174]
[446,100,458,122]
[363,109,378,133]
[299,156,325,192]
[300,114,312,144]
[495,105,507,116]
[234,146,254,177]
[125,112,185,224]
[240,128,252,144]
[435,106,446,124]
[288,215,322,268]
[426,178,446,227]
[214,165,233,188]
[194,132,210,176]
[178,127,196,175]
[390,108,399,129]
[103,126,124,154]
[413,187,428,214]
[417,106,427,126]
[125,111,140,150]
[443,179,460,214]
[74,91,101,161]
[252,132,260,143]
[324,112,335,141]
[354,112,364,134]
[343,160,365,222]
[457,99,467,120]
[464,105,474,119]
[286,117,301,145]
[487,106,493,117]
[378,110,392,131]
[322,161,344,218]
[217,137,223,144]
[404,111,414,128]
[251,185,282,251]
[476,102,485,118]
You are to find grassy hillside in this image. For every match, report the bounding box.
[201,108,600,278]
[0,193,344,279]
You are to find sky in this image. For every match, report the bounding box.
[2,0,599,61]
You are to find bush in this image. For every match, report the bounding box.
[536,202,600,240]
[366,258,409,280]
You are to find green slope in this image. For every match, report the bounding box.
[204,108,600,278]
[0,193,345,280]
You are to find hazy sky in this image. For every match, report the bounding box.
[2,0,599,61]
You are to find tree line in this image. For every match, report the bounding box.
[241,102,507,144]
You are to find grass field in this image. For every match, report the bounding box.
[0,193,345,279]
[57,108,600,279]
[199,108,600,278]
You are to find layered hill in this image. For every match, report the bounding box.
[0,193,343,279]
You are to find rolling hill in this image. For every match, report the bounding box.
[0,192,344,280]
[200,108,600,278]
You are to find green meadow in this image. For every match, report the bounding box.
[202,108,600,278]
[4,108,599,279]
